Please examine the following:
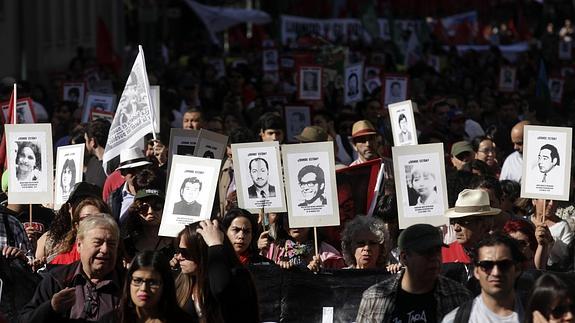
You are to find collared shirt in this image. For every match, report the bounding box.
[69,262,121,321]
[356,270,471,323]
[0,212,32,251]
[500,151,522,183]
[119,183,134,223]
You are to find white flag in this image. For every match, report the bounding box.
[103,46,155,173]
[184,0,271,44]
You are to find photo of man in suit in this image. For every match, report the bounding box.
[298,164,327,207]
[173,177,202,215]
[537,144,560,183]
[248,157,276,199]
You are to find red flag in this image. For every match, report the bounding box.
[0,87,16,170]
[97,18,122,74]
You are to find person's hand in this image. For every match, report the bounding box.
[307,254,322,273]
[257,231,270,251]
[278,260,293,270]
[31,257,46,271]
[532,310,549,323]
[50,287,76,313]
[535,224,554,246]
[24,226,42,243]
[169,255,179,270]
[1,246,26,261]
[386,263,403,274]
[196,219,224,247]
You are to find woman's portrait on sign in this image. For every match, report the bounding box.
[15,141,42,182]
[60,158,76,196]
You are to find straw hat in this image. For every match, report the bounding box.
[444,189,501,218]
[294,126,328,142]
[116,147,152,170]
[351,120,377,138]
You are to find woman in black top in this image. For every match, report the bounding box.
[174,220,260,323]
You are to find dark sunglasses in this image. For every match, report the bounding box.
[476,259,516,273]
[138,201,163,214]
[176,247,194,260]
[551,303,575,318]
[450,217,481,227]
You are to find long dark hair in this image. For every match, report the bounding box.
[175,222,241,323]
[525,273,574,323]
[220,208,260,257]
[118,251,180,323]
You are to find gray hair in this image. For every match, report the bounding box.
[340,215,389,267]
[77,213,119,242]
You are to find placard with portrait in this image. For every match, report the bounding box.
[388,100,418,146]
[54,144,84,209]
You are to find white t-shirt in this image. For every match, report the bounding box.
[548,220,574,266]
[500,151,523,183]
[442,295,523,323]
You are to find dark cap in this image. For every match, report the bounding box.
[135,189,164,200]
[67,182,102,205]
[397,223,446,252]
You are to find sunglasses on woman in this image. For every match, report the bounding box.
[138,201,164,214]
[176,247,194,260]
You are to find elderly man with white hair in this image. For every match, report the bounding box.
[20,214,123,322]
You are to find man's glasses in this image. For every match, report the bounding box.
[176,247,194,260]
[138,201,164,214]
[299,180,318,188]
[475,259,516,273]
[131,277,162,289]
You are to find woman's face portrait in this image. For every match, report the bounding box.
[226,216,253,255]
[411,170,435,198]
[130,268,163,310]
[62,166,73,187]
[176,236,198,275]
[18,146,36,172]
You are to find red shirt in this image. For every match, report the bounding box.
[442,242,471,264]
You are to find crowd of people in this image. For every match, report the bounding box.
[2,3,575,322]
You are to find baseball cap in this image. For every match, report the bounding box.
[451,141,473,158]
[135,188,165,200]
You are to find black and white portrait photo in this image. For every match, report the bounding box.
[407,167,438,206]
[522,126,572,201]
[159,155,220,237]
[173,177,203,216]
[297,164,327,207]
[383,75,408,106]
[388,100,418,146]
[498,67,516,92]
[344,64,363,105]
[298,66,322,101]
[82,92,117,122]
[548,78,564,104]
[167,128,199,174]
[15,141,42,183]
[55,143,84,209]
[6,124,53,204]
[393,143,448,229]
[62,82,86,107]
[248,157,276,199]
[282,142,339,228]
[285,106,311,143]
[232,142,286,213]
[262,49,279,72]
[2,99,36,124]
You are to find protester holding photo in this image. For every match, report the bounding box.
[263,213,344,271]
[15,141,42,182]
[122,189,172,261]
[221,208,273,265]
[340,216,390,269]
[174,220,260,322]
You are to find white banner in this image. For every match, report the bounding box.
[280,15,423,45]
[103,46,155,173]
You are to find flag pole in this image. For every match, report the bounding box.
[138,45,157,141]
[13,83,17,124]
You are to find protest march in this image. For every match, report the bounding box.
[2,1,575,322]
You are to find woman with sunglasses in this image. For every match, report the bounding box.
[122,189,173,262]
[526,273,575,323]
[221,208,273,265]
[174,219,259,322]
[118,250,193,323]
